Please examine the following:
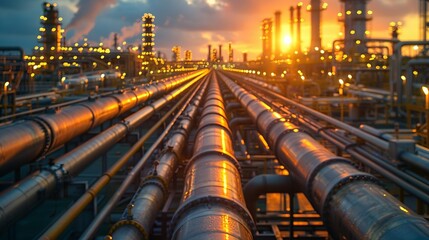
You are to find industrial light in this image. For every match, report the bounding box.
[423,86,429,96]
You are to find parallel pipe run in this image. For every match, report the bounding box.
[107,76,208,240]
[0,70,206,176]
[219,72,429,240]
[79,75,206,240]
[223,70,389,151]
[40,78,207,240]
[170,73,255,239]
[0,70,208,230]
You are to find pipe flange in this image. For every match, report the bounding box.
[321,174,380,233]
[169,195,257,238]
[42,163,68,188]
[27,116,54,157]
[108,219,148,240]
[185,150,242,176]
[77,103,97,129]
[272,128,301,156]
[264,117,286,141]
[141,175,168,196]
[109,95,124,116]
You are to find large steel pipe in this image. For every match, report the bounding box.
[220,72,429,239]
[0,70,206,176]
[170,73,255,239]
[107,77,208,240]
[0,71,208,230]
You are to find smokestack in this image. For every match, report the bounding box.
[228,42,233,62]
[275,11,281,58]
[208,44,212,61]
[309,0,324,50]
[243,52,248,62]
[297,3,302,52]
[114,33,118,50]
[219,44,222,62]
[290,6,295,51]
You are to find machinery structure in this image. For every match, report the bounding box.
[1,1,429,239]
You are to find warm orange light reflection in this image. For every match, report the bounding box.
[222,161,228,195]
[220,129,226,152]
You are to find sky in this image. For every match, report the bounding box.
[0,0,421,60]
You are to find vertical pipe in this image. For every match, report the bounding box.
[170,72,255,239]
[290,6,295,51]
[296,3,302,52]
[275,11,281,58]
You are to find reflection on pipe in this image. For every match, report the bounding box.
[0,70,206,176]
[170,72,255,239]
[107,76,208,240]
[0,70,208,230]
[220,71,429,239]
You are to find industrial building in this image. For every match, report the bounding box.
[0,0,429,239]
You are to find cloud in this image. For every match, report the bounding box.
[66,0,117,42]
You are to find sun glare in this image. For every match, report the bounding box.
[283,35,292,48]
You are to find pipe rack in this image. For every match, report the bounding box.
[0,70,208,230]
[170,72,255,239]
[107,74,208,240]
[0,70,206,176]
[220,72,429,240]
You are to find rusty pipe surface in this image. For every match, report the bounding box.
[219,72,429,240]
[243,174,299,220]
[108,77,208,240]
[0,71,208,230]
[170,72,255,239]
[0,70,206,176]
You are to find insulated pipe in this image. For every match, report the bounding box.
[40,78,207,240]
[220,72,429,239]
[0,70,206,176]
[0,71,208,230]
[170,73,255,239]
[224,70,389,150]
[243,174,299,220]
[107,76,208,240]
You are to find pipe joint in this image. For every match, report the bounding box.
[42,163,68,189]
[140,175,168,197]
[108,219,148,240]
[27,116,54,157]
[170,195,256,238]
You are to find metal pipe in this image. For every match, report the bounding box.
[170,72,255,239]
[39,78,207,239]
[0,71,208,230]
[79,73,207,239]
[225,70,389,150]
[0,70,207,176]
[107,75,208,240]
[219,72,429,239]
[229,117,253,131]
[243,174,299,220]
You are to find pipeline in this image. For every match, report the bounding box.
[223,70,390,150]
[0,71,208,230]
[39,78,207,239]
[243,174,299,220]
[0,70,206,176]
[219,72,429,239]
[106,75,208,240]
[170,73,255,239]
